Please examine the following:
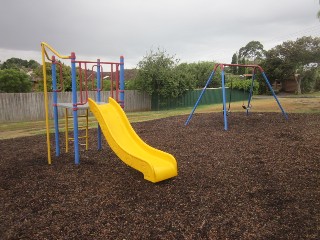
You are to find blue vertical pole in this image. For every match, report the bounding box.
[119,56,125,108]
[185,70,215,126]
[262,71,288,120]
[71,52,80,164]
[221,68,228,130]
[96,59,102,150]
[51,56,60,156]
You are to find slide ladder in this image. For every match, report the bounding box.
[64,108,89,152]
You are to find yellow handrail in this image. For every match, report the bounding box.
[41,42,71,164]
[41,42,71,60]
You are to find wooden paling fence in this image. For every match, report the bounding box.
[0,90,151,122]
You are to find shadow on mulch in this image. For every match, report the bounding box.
[0,112,319,239]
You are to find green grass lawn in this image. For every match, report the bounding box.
[0,104,215,140]
[1,93,319,140]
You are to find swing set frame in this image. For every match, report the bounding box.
[185,63,288,130]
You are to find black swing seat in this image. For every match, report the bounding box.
[242,105,252,110]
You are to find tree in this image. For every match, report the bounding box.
[1,58,39,70]
[238,58,246,75]
[187,61,219,88]
[263,36,320,94]
[225,76,259,95]
[239,41,265,64]
[0,69,32,92]
[0,58,41,92]
[173,63,196,93]
[27,60,40,69]
[231,53,238,74]
[135,49,194,99]
[299,67,319,92]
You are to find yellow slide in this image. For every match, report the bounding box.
[88,97,178,183]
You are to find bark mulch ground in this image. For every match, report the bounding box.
[0,112,319,239]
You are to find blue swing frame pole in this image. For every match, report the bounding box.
[261,71,288,120]
[221,67,228,130]
[185,70,215,126]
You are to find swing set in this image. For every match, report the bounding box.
[185,63,288,130]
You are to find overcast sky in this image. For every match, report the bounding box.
[0,0,319,68]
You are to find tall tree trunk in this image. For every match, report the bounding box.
[294,74,302,94]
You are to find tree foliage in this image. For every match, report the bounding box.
[135,49,195,99]
[263,36,320,93]
[173,63,196,93]
[1,58,39,70]
[0,58,40,92]
[0,69,32,93]
[239,41,265,63]
[231,53,238,74]
[186,61,219,88]
[225,75,259,95]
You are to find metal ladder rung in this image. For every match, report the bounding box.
[65,108,89,153]
[69,136,87,140]
[67,114,88,119]
[67,125,88,130]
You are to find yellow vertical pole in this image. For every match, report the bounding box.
[65,108,69,153]
[41,44,51,164]
[85,109,89,150]
[41,42,71,164]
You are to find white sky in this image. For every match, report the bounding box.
[0,0,319,68]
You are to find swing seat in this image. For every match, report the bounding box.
[222,109,231,116]
[242,104,252,110]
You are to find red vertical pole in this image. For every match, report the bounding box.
[111,64,114,98]
[116,64,119,102]
[79,62,83,104]
[91,66,95,91]
[84,63,88,103]
[100,65,104,91]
